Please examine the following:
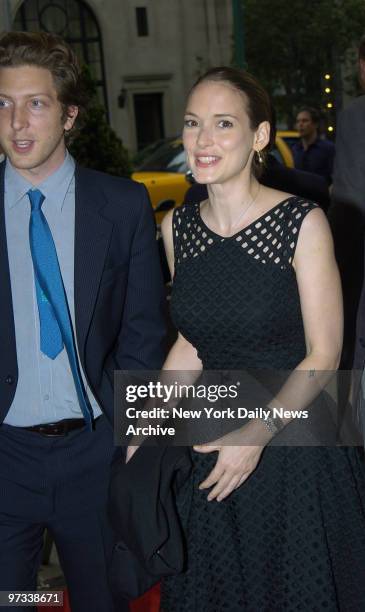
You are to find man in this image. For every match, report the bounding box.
[292,107,335,185]
[332,37,365,214]
[0,31,165,611]
[330,36,365,438]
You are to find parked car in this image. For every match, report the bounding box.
[132,132,297,224]
[277,129,299,152]
[132,137,189,225]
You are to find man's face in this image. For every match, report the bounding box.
[0,64,78,184]
[295,111,317,139]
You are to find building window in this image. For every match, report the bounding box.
[135,7,148,37]
[13,0,109,115]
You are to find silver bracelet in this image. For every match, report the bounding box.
[260,408,284,435]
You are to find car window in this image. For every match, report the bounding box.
[165,149,188,173]
[138,141,188,173]
[133,138,167,167]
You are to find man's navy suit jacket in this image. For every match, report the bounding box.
[0,162,166,424]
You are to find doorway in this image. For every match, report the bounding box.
[134,93,165,150]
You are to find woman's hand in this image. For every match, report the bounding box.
[193,420,272,501]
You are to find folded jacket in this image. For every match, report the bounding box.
[108,444,192,600]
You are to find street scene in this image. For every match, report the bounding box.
[0,1,365,611]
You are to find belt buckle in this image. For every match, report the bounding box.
[40,422,68,437]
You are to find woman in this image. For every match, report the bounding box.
[128,67,365,610]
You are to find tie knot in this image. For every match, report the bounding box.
[28,189,45,211]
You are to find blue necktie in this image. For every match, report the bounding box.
[28,189,93,429]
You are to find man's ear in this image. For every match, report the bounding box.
[254,121,270,151]
[64,106,79,132]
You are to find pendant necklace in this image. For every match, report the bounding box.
[230,184,261,230]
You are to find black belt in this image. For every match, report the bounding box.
[22,418,88,437]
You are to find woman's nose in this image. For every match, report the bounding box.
[196,126,214,147]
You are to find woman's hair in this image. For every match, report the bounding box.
[0,31,87,128]
[188,66,275,177]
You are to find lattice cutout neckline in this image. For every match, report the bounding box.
[173,196,316,269]
[196,195,297,240]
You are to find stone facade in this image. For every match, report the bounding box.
[2,0,233,152]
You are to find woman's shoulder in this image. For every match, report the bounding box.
[260,187,319,226]
[161,201,199,244]
[170,201,200,227]
[283,194,319,216]
[264,187,317,209]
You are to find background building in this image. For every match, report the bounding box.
[2,0,232,152]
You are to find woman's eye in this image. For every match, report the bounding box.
[184,118,198,128]
[218,119,233,128]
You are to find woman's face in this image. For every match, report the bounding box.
[183,80,267,185]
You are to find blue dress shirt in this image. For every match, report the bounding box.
[4,152,102,425]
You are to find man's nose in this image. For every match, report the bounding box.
[11,105,29,131]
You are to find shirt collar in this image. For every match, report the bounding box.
[5,151,76,211]
[296,137,321,151]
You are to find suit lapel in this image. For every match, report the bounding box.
[74,166,113,356]
[0,161,18,388]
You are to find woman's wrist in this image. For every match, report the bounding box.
[242,418,274,446]
[259,407,285,436]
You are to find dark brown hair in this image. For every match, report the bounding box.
[297,107,320,126]
[189,66,275,177]
[0,31,87,127]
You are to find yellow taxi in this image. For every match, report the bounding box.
[132,132,298,224]
[277,130,299,156]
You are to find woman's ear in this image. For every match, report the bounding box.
[254,121,270,151]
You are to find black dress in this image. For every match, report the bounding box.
[161,197,365,612]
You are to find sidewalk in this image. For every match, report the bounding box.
[38,544,160,612]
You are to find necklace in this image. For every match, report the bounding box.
[229,184,261,230]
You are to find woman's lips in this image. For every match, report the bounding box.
[195,155,221,168]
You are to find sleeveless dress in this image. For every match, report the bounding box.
[161,197,365,612]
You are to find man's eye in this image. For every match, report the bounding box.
[30,99,43,107]
[218,119,233,128]
[0,99,9,108]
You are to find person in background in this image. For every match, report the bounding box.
[292,107,335,185]
[330,35,365,437]
[0,31,165,612]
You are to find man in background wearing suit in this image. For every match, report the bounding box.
[0,31,165,611]
[330,36,365,439]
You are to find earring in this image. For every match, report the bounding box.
[256,149,263,164]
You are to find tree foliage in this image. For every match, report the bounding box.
[244,0,365,126]
[69,67,132,177]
